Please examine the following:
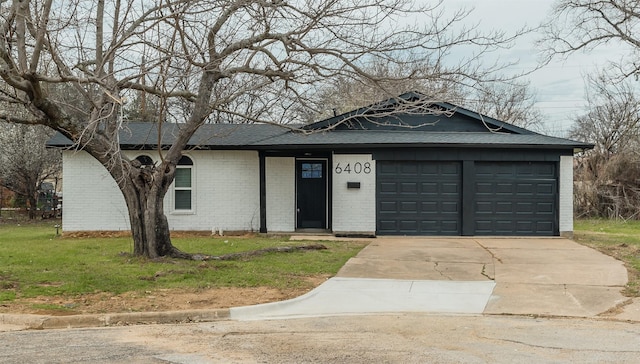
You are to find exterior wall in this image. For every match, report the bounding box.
[62,151,130,231]
[265,157,295,232]
[331,154,376,234]
[62,150,260,232]
[559,155,574,236]
[167,150,260,232]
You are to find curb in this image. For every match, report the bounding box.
[0,309,230,330]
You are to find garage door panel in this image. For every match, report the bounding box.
[379,182,397,194]
[537,202,554,213]
[399,182,418,194]
[420,182,438,194]
[441,182,460,195]
[440,221,460,234]
[419,163,439,175]
[535,183,555,195]
[399,164,418,175]
[378,220,397,231]
[399,220,418,231]
[400,201,417,212]
[516,183,534,195]
[476,201,492,213]
[496,202,514,213]
[474,162,557,236]
[378,201,398,214]
[515,202,534,214]
[420,220,438,233]
[535,221,554,231]
[377,161,461,235]
[420,201,437,211]
[378,162,398,175]
[476,182,492,194]
[533,163,556,176]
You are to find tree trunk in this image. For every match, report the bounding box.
[26,181,38,220]
[119,164,186,259]
[27,193,37,220]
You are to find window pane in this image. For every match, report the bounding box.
[178,156,193,166]
[175,168,191,188]
[301,163,322,179]
[135,155,154,167]
[175,190,192,210]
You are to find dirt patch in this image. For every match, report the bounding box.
[0,276,330,316]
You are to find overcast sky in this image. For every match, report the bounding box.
[442,0,631,137]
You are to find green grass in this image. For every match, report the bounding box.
[0,223,366,302]
[574,219,640,296]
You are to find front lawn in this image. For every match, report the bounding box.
[574,219,640,296]
[0,223,367,309]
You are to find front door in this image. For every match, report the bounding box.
[296,160,327,229]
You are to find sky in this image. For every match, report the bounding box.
[441,0,631,137]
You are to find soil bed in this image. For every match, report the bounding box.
[0,276,329,316]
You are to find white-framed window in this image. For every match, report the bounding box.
[174,155,193,211]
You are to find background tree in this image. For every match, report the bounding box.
[301,61,470,123]
[569,74,640,219]
[543,0,640,219]
[468,80,543,130]
[0,123,61,219]
[542,0,640,79]
[305,64,543,130]
[0,0,522,258]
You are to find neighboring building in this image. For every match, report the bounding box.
[48,93,592,236]
[0,184,15,210]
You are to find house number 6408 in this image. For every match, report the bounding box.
[334,162,371,174]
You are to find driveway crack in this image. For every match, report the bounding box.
[474,239,503,264]
[481,263,494,280]
[433,262,453,280]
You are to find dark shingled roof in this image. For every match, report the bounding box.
[46,123,289,148]
[47,121,591,150]
[47,92,593,151]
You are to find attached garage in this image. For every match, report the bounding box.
[376,159,559,236]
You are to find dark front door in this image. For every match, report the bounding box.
[296,160,327,229]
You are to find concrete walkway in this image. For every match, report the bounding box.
[231,237,637,321]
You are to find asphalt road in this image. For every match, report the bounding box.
[2,314,639,363]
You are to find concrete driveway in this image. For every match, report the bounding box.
[232,237,637,321]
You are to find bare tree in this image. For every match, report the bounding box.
[300,61,470,123]
[468,81,544,130]
[542,0,640,78]
[0,0,522,258]
[542,1,640,218]
[569,74,640,219]
[0,123,61,219]
[571,75,640,155]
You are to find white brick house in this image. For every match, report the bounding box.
[50,93,591,237]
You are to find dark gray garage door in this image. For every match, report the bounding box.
[377,161,462,235]
[376,160,558,236]
[474,162,557,236]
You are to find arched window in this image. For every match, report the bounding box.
[174,156,193,210]
[134,155,154,168]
